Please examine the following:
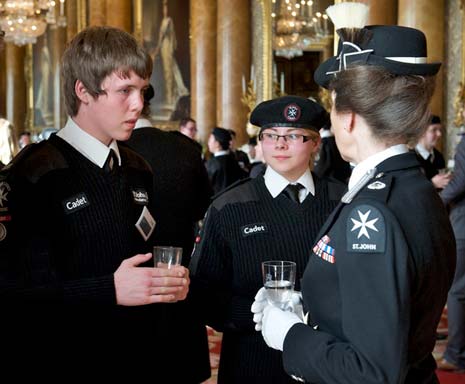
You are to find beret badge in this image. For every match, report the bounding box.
[283,103,301,122]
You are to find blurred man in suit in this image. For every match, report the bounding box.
[124,84,213,383]
[439,133,465,372]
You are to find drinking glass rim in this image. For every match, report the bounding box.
[262,260,296,267]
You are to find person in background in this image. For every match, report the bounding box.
[438,132,465,372]
[252,7,456,384]
[177,116,203,154]
[415,115,451,190]
[313,121,351,184]
[228,128,251,174]
[18,131,31,149]
[124,84,212,383]
[205,127,246,194]
[190,96,345,384]
[0,26,189,376]
[248,136,266,178]
[179,117,198,140]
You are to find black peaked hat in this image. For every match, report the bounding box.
[250,95,328,133]
[314,25,441,89]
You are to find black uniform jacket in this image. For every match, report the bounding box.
[283,152,456,384]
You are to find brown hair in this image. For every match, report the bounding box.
[61,26,152,117]
[179,117,196,128]
[330,66,436,146]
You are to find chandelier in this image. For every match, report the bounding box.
[0,0,66,46]
[272,0,332,59]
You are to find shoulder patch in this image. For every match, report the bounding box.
[212,178,258,211]
[346,204,385,253]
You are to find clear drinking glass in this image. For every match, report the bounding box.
[262,260,296,309]
[153,246,182,269]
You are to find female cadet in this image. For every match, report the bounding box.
[252,4,456,384]
[189,96,345,383]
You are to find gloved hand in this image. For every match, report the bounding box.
[252,288,304,331]
[262,305,303,351]
[251,287,267,331]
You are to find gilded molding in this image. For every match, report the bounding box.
[446,0,463,159]
[133,0,143,43]
[25,44,34,132]
[252,0,272,103]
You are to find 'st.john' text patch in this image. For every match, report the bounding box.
[346,204,385,253]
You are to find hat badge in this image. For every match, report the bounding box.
[283,103,301,122]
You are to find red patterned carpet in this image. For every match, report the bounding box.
[202,307,465,384]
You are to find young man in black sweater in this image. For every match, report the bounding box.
[189,96,345,384]
[0,26,189,377]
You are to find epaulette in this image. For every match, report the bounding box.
[341,168,377,203]
[212,177,259,211]
[0,142,68,184]
[119,145,153,174]
[357,172,393,203]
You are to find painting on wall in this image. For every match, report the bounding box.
[33,32,55,133]
[142,0,191,121]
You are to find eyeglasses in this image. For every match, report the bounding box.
[259,132,314,144]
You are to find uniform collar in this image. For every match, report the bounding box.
[264,166,315,200]
[349,144,408,191]
[415,143,433,161]
[134,118,152,130]
[214,150,229,157]
[57,117,121,168]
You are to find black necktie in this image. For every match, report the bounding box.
[104,149,118,173]
[282,183,304,204]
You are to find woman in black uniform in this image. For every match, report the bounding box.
[252,4,456,384]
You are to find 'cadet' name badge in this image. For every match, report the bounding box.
[135,206,156,241]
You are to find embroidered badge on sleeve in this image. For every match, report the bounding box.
[346,204,385,253]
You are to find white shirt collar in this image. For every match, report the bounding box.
[264,166,315,202]
[134,118,152,130]
[415,143,432,161]
[320,129,333,139]
[214,150,229,157]
[57,117,121,168]
[348,144,408,191]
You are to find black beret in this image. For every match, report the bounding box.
[430,115,441,125]
[250,95,329,132]
[212,127,232,147]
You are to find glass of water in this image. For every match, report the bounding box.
[262,260,296,309]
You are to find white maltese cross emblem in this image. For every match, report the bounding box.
[351,209,379,239]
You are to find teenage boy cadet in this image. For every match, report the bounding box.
[0,26,189,374]
[189,96,345,384]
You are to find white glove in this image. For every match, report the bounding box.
[252,288,304,331]
[251,287,268,331]
[262,305,303,351]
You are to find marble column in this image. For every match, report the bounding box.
[366,0,397,25]
[88,0,106,27]
[0,41,6,117]
[5,44,26,144]
[191,0,217,144]
[217,0,251,144]
[398,0,444,119]
[106,0,133,32]
[66,0,78,42]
